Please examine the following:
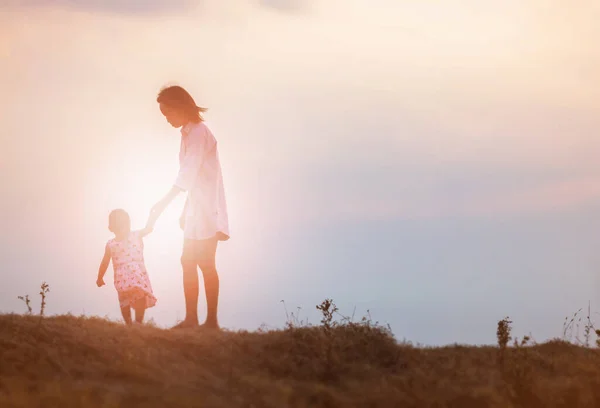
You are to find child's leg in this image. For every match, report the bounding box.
[134,297,146,324]
[120,306,133,325]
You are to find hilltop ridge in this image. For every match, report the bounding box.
[1,314,600,407]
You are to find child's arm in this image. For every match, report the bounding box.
[96,244,111,287]
[144,205,161,233]
[136,225,154,239]
[138,213,157,239]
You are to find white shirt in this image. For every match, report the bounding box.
[175,122,230,241]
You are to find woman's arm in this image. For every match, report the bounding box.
[150,126,207,225]
[96,244,111,287]
[148,186,183,226]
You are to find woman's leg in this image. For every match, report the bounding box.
[175,239,200,328]
[173,238,219,329]
[198,237,219,329]
[134,297,146,324]
[199,262,219,328]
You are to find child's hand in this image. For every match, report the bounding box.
[96,278,105,287]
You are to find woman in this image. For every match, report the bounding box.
[148,85,229,329]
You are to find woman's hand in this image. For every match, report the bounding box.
[150,186,184,224]
[151,199,169,218]
[146,208,160,230]
[96,277,105,287]
[147,198,169,229]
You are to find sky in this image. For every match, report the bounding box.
[1,0,600,345]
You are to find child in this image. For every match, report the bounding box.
[97,209,157,325]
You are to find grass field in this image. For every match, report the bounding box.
[3,304,600,408]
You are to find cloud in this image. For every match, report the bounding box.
[1,0,308,15]
[0,0,196,15]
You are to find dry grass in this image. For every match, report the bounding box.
[3,307,600,408]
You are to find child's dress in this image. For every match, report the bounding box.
[106,232,157,309]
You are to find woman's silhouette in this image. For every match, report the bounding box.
[148,85,230,329]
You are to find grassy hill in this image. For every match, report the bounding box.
[2,313,600,407]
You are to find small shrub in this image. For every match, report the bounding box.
[281,300,309,329]
[495,317,539,406]
[583,302,594,348]
[562,308,582,342]
[316,299,338,330]
[497,316,512,363]
[17,295,32,314]
[17,282,51,317]
[39,282,50,316]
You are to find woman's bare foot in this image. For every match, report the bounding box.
[171,319,200,330]
[200,320,220,330]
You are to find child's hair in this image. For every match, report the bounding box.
[108,209,131,233]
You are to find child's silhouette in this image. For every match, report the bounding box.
[97,209,157,325]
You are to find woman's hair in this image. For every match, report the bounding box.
[108,209,131,233]
[157,85,207,123]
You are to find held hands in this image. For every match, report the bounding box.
[151,198,170,218]
[147,200,167,229]
[96,277,105,287]
[149,187,183,230]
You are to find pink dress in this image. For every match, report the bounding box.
[106,232,157,309]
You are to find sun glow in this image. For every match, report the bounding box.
[85,134,184,253]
